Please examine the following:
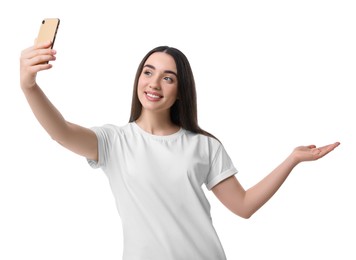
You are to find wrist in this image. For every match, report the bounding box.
[285,153,300,168]
[21,82,38,92]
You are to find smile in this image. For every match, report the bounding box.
[145,91,163,101]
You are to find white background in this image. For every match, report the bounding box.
[1,0,355,259]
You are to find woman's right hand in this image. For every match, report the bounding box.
[20,41,57,90]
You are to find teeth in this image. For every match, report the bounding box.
[147,93,161,98]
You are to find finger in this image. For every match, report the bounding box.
[34,40,53,49]
[27,63,53,74]
[23,48,56,60]
[317,142,340,157]
[28,54,56,66]
[36,63,53,71]
[318,142,340,152]
[307,145,316,149]
[21,43,56,60]
[21,51,56,67]
[21,45,37,57]
[22,41,53,57]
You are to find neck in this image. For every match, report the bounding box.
[135,110,180,136]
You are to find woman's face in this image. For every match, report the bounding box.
[137,52,178,115]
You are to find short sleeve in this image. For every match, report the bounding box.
[205,141,238,190]
[87,125,116,169]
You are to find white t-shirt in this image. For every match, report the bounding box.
[87,122,238,260]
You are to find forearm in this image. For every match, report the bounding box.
[244,155,298,216]
[22,83,69,141]
[212,143,339,219]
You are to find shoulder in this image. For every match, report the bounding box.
[94,122,134,131]
[184,130,223,152]
[91,123,134,140]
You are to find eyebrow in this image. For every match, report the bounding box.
[143,64,178,77]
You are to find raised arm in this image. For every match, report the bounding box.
[212,142,340,219]
[20,41,98,161]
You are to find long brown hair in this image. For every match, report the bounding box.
[129,46,217,140]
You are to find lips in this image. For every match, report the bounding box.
[145,91,163,101]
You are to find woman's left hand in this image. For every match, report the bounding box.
[292,142,340,163]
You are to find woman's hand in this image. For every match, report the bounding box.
[291,142,340,163]
[20,41,56,89]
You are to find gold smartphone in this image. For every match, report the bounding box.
[36,18,60,48]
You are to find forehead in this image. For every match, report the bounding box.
[144,52,177,72]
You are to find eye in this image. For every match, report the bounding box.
[164,76,174,83]
[143,70,152,76]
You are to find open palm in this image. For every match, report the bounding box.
[292,142,340,163]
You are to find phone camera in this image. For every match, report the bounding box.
[42,20,45,24]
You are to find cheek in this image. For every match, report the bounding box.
[136,80,144,99]
[169,86,178,99]
[137,78,144,89]
[137,78,147,94]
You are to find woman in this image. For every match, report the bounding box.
[20,41,340,260]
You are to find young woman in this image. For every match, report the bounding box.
[20,41,340,260]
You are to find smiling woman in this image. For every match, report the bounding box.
[19,41,340,260]
[137,52,179,123]
[140,63,177,102]
[129,46,218,139]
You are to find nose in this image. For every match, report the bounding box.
[149,85,161,90]
[149,77,161,90]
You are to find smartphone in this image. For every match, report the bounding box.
[36,18,60,48]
